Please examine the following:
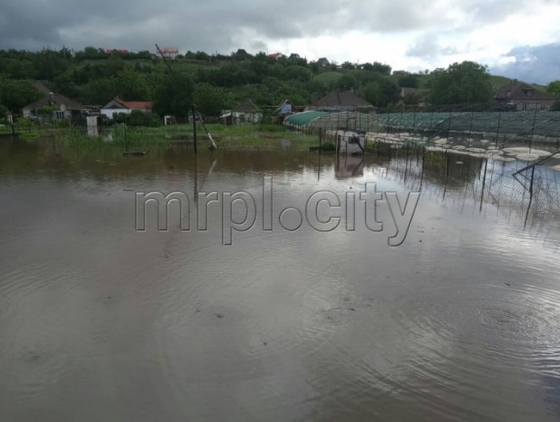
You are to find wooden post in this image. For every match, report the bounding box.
[495,112,501,148]
[192,105,197,155]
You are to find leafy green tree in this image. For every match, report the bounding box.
[194,83,224,117]
[0,104,8,121]
[362,62,391,75]
[153,74,194,117]
[75,47,107,61]
[336,74,358,91]
[398,74,419,88]
[429,61,493,105]
[116,67,150,100]
[0,76,42,112]
[33,48,70,80]
[81,78,117,105]
[283,66,311,83]
[360,79,400,108]
[105,54,125,77]
[547,80,560,98]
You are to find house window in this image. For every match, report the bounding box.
[55,111,65,120]
[541,103,546,110]
[522,103,528,111]
[506,90,511,98]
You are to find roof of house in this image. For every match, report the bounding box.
[495,81,552,101]
[268,53,282,59]
[233,98,262,113]
[23,82,84,110]
[316,90,372,108]
[113,97,152,110]
[273,99,292,114]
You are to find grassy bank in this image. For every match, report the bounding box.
[15,123,320,150]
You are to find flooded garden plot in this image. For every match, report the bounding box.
[1,137,560,421]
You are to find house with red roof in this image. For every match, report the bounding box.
[100,97,153,120]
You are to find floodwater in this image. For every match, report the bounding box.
[1,139,560,421]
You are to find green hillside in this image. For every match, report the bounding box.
[0,47,555,118]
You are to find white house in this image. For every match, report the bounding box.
[159,47,179,60]
[100,97,153,120]
[221,98,263,124]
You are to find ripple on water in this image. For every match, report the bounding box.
[296,282,560,421]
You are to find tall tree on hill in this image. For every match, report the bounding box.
[194,83,224,117]
[429,61,493,105]
[153,74,194,118]
[116,67,150,100]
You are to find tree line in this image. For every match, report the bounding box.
[1,47,559,121]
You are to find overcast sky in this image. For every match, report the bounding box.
[1,0,559,84]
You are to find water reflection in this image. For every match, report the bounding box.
[0,139,559,421]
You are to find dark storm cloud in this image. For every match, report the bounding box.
[0,0,539,53]
[490,43,560,85]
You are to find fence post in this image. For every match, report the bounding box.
[495,111,501,148]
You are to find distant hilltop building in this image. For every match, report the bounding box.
[158,47,179,60]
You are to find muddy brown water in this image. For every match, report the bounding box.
[1,140,560,421]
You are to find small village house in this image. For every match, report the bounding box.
[100,97,152,120]
[316,58,330,68]
[494,80,554,111]
[271,99,294,124]
[221,99,262,124]
[310,90,374,113]
[22,82,85,123]
[158,47,179,60]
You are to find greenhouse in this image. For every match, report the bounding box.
[284,111,383,133]
[376,111,560,140]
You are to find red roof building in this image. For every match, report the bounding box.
[100,97,153,119]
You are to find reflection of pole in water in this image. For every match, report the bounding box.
[404,144,409,182]
[317,149,321,182]
[443,151,450,200]
[524,166,535,229]
[420,146,425,190]
[479,158,488,212]
[193,154,198,203]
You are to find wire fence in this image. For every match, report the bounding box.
[284,106,560,151]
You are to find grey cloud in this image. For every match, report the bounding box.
[0,0,555,55]
[490,43,560,85]
[406,33,460,59]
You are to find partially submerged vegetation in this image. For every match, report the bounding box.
[7,122,320,151]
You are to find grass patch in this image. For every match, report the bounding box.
[18,122,320,151]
